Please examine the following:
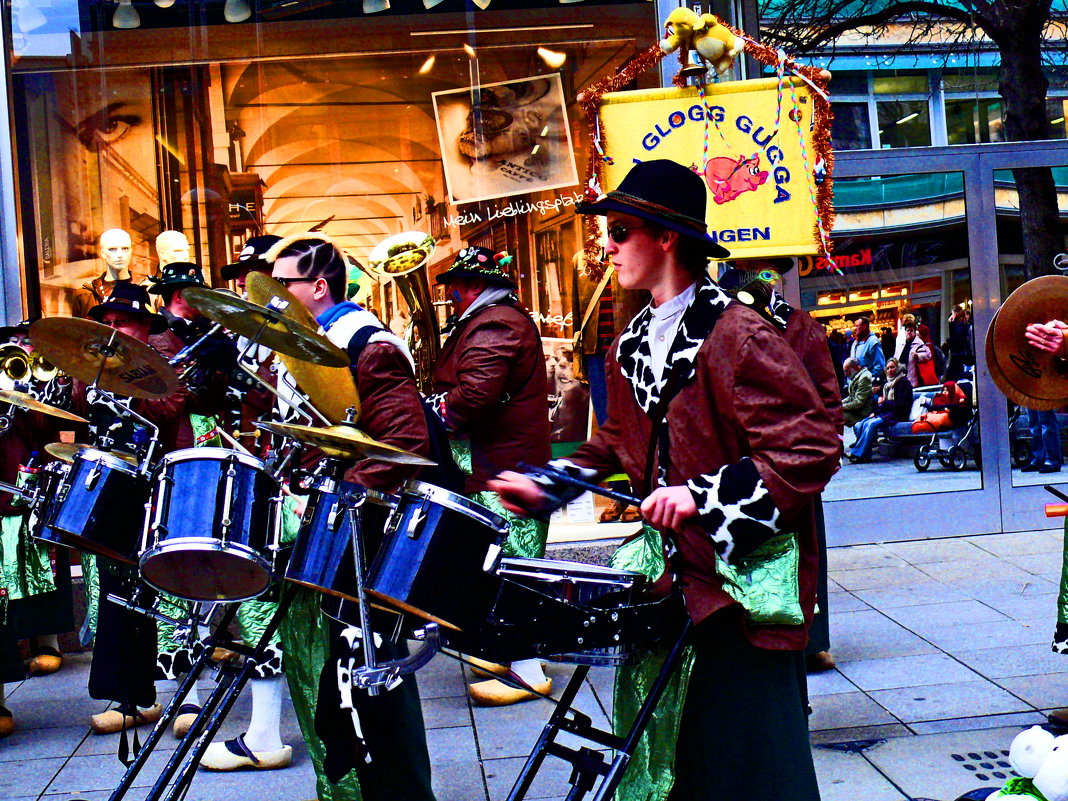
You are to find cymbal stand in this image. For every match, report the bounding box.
[103,594,239,801]
[234,321,331,427]
[91,387,161,477]
[505,619,692,801]
[106,584,298,801]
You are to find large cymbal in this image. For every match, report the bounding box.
[183,287,348,368]
[0,390,88,423]
[45,442,138,466]
[255,421,435,466]
[245,273,360,423]
[29,318,178,400]
[986,275,1068,410]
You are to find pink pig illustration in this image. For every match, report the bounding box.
[702,154,768,204]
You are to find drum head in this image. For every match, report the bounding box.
[140,539,272,602]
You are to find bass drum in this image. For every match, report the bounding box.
[45,449,148,563]
[139,448,282,602]
[284,479,398,601]
[365,480,509,632]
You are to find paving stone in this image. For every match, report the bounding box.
[870,680,1031,723]
[852,583,974,609]
[810,722,913,744]
[999,672,1068,710]
[881,600,1010,631]
[484,752,608,800]
[422,694,473,729]
[916,618,1050,652]
[0,723,88,760]
[955,642,1068,679]
[917,559,1037,586]
[826,590,872,613]
[828,545,908,571]
[966,530,1062,556]
[806,669,860,697]
[0,757,67,797]
[864,726,1025,798]
[1004,552,1064,579]
[833,564,935,592]
[830,610,940,662]
[837,653,982,692]
[432,757,489,801]
[812,747,909,801]
[809,691,898,731]
[427,723,479,763]
[908,711,1046,735]
[980,595,1058,621]
[880,538,989,565]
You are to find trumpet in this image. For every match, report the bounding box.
[0,344,30,390]
[367,231,440,392]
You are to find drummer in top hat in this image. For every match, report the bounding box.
[491,158,840,801]
[430,246,552,705]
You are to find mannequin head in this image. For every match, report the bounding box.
[99,229,133,278]
[155,230,191,266]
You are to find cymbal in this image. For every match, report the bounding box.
[45,442,138,466]
[255,421,436,466]
[986,275,1068,410]
[246,273,360,423]
[28,319,178,400]
[0,390,88,423]
[182,287,348,368]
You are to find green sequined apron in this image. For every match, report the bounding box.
[0,467,60,622]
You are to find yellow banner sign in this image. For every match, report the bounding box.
[599,79,823,258]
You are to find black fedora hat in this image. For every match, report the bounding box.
[88,281,168,335]
[148,262,205,296]
[221,235,282,281]
[577,159,730,259]
[435,246,517,289]
[0,316,36,341]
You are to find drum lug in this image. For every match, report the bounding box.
[406,498,431,539]
[483,543,502,574]
[84,463,102,491]
[327,500,342,532]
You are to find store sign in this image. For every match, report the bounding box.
[599,80,824,258]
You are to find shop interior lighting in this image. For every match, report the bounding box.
[537,47,566,68]
[363,0,389,10]
[418,55,436,74]
[896,112,919,125]
[463,43,476,58]
[153,0,175,7]
[1052,116,1065,125]
[224,0,252,21]
[472,0,491,7]
[423,0,446,7]
[112,0,141,29]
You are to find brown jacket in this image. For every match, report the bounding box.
[781,302,846,435]
[433,302,550,493]
[569,302,840,650]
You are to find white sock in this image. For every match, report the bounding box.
[177,680,201,709]
[243,676,284,752]
[38,634,60,652]
[510,658,547,686]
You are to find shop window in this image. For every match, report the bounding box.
[831,102,873,150]
[945,99,1005,145]
[876,99,931,148]
[873,72,930,95]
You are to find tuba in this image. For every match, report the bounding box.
[367,231,440,392]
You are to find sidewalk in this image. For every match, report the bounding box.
[1,527,1065,801]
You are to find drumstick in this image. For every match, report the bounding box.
[519,462,643,508]
[215,425,255,456]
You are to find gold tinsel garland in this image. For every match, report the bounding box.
[576,26,836,281]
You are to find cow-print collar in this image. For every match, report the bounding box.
[768,291,793,331]
[616,274,731,414]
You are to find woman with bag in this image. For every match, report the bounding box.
[908,323,945,387]
[848,358,914,463]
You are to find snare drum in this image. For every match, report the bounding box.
[285,479,398,601]
[139,447,282,602]
[46,449,148,563]
[365,480,509,631]
[488,558,647,666]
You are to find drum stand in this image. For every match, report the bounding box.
[506,619,693,801]
[103,584,297,801]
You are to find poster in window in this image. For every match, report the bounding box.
[432,74,579,205]
[542,336,590,444]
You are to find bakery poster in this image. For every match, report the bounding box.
[432,74,579,205]
[598,80,823,258]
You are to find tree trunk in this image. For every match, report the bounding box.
[998,27,1062,278]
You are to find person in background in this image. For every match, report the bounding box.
[944,305,975,380]
[880,326,896,362]
[841,357,875,428]
[850,316,885,385]
[847,357,913,464]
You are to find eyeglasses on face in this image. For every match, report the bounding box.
[606,223,654,245]
[273,275,317,288]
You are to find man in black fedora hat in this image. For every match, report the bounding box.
[430,246,552,706]
[491,159,840,801]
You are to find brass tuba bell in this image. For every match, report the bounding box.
[0,344,31,391]
[367,231,440,392]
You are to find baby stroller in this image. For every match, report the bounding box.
[913,380,980,472]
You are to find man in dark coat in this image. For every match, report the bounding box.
[492,159,840,801]
[430,245,553,705]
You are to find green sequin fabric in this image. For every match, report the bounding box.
[609,524,694,801]
[715,532,803,626]
[451,441,548,559]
